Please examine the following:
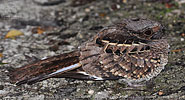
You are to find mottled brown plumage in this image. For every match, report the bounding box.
[9,18,169,85]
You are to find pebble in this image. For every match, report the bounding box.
[76,88,81,92]
[85,8,91,12]
[87,81,93,84]
[180,38,184,41]
[88,89,94,95]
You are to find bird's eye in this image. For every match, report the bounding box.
[144,30,153,36]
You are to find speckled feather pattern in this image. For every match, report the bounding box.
[9,18,169,85]
[79,35,169,83]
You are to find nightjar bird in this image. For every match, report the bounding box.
[9,18,169,85]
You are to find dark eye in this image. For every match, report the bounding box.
[144,30,153,36]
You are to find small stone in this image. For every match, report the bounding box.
[87,81,93,84]
[76,88,81,92]
[180,38,184,41]
[106,16,110,20]
[88,89,94,95]
[85,8,90,12]
[110,4,120,11]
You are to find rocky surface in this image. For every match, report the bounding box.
[0,0,185,99]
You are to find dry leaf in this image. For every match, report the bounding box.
[0,53,3,57]
[171,49,182,52]
[31,27,45,34]
[5,30,24,39]
[37,27,44,34]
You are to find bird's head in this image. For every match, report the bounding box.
[96,18,165,45]
[122,18,165,41]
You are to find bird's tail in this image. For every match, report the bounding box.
[8,50,81,85]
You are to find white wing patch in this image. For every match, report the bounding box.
[49,63,81,76]
[78,71,104,80]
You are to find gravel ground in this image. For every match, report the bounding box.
[0,0,185,99]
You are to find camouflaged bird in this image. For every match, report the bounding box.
[9,18,169,85]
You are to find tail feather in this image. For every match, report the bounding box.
[8,50,80,85]
[21,63,81,85]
